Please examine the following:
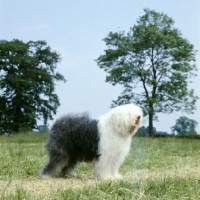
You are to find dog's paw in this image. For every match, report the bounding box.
[66,170,77,177]
[98,174,123,181]
[114,174,123,180]
[97,175,113,181]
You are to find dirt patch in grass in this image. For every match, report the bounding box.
[0,175,96,196]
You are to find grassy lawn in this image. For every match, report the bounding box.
[0,133,200,199]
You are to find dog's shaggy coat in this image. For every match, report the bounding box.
[39,104,143,180]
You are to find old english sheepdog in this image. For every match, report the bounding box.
[39,104,143,180]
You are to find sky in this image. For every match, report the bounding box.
[0,0,200,133]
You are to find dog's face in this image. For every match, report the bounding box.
[129,116,142,135]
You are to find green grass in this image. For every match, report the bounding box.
[0,135,200,199]
[0,132,48,143]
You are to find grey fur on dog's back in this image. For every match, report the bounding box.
[39,113,100,177]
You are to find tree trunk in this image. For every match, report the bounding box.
[13,106,21,133]
[148,104,154,137]
[149,113,154,137]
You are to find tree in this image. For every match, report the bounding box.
[96,9,198,137]
[171,116,198,135]
[0,39,66,133]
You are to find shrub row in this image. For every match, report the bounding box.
[135,132,200,139]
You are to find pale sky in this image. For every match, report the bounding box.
[1,0,200,133]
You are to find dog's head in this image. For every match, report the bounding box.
[108,104,143,137]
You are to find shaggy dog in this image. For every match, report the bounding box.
[39,104,143,180]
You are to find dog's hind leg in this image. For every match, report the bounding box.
[39,156,67,177]
[61,158,79,177]
[61,166,77,177]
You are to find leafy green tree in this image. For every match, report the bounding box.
[96,9,198,136]
[0,39,66,133]
[171,116,198,135]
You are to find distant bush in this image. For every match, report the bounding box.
[135,126,149,137]
[176,133,200,139]
[154,132,175,138]
[135,125,200,139]
[38,125,49,133]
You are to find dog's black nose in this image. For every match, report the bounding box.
[137,116,140,120]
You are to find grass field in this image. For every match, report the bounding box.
[0,133,200,199]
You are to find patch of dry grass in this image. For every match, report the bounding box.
[1,167,200,197]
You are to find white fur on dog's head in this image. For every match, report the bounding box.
[100,104,143,137]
